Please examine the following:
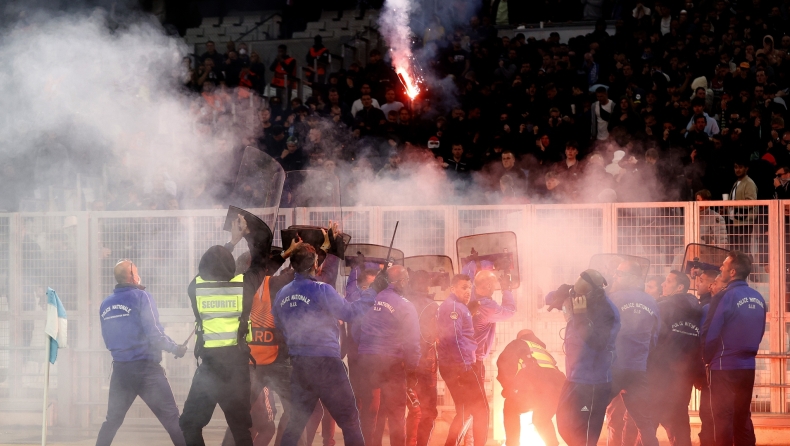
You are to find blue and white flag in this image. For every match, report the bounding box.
[44,288,68,363]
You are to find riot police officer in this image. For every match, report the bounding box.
[273,244,387,446]
[356,265,421,446]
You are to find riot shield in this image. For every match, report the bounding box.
[281,170,342,219]
[588,254,650,287]
[343,243,405,276]
[456,232,520,289]
[404,255,454,301]
[230,147,285,231]
[680,243,729,277]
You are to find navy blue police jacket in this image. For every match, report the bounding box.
[357,284,421,370]
[100,285,180,362]
[274,272,376,358]
[702,280,766,370]
[608,289,660,371]
[545,290,620,384]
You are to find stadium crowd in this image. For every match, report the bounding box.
[8,0,790,211]
[178,0,790,208]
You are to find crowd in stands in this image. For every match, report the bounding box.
[8,0,790,212]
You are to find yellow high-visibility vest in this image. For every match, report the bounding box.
[518,340,559,371]
[196,274,244,348]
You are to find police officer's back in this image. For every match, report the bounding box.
[273,244,384,446]
[356,265,421,446]
[606,261,660,446]
[647,271,703,446]
[97,260,187,446]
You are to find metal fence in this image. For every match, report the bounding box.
[0,201,787,430]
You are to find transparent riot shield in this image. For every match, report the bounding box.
[343,243,405,276]
[588,253,651,288]
[404,255,454,301]
[680,243,730,282]
[281,170,342,222]
[229,147,286,231]
[456,232,520,289]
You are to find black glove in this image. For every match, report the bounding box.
[328,229,345,260]
[498,273,512,290]
[546,284,573,311]
[371,272,389,293]
[174,344,188,359]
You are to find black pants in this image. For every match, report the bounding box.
[651,374,694,446]
[606,369,658,446]
[406,367,438,446]
[180,349,252,446]
[709,369,756,446]
[281,356,364,446]
[221,362,297,446]
[698,384,714,446]
[439,363,489,446]
[556,381,611,446]
[96,360,185,446]
[357,354,408,446]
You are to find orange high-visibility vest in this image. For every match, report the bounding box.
[248,276,279,365]
[308,47,328,76]
[271,57,295,88]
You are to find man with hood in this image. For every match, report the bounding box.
[545,269,620,446]
[496,329,566,446]
[179,245,253,446]
[648,271,703,446]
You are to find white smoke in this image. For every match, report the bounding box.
[0,9,255,210]
[377,0,421,97]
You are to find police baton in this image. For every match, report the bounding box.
[174,328,196,358]
[383,221,399,271]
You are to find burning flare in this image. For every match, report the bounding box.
[379,0,423,99]
[520,412,547,446]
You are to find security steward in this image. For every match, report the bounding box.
[356,265,420,446]
[437,274,489,446]
[605,261,660,446]
[545,269,620,446]
[305,35,330,85]
[270,44,296,97]
[404,270,440,446]
[273,244,386,446]
[180,246,253,446]
[648,271,703,446]
[97,260,187,446]
[496,329,565,446]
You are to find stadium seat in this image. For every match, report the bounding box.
[201,17,221,27]
[292,31,311,39]
[306,21,326,31]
